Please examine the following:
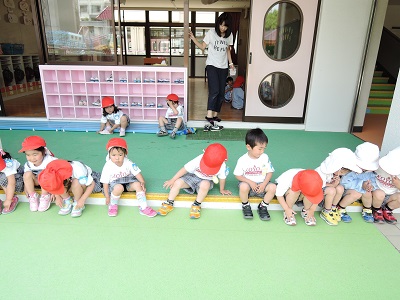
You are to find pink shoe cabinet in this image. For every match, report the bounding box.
[39,65,187,122]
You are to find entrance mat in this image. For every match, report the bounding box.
[186,128,248,141]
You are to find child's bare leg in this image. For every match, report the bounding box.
[23,172,36,195]
[174,118,183,129]
[372,189,385,208]
[323,186,336,209]
[194,180,211,204]
[332,185,344,206]
[386,193,400,210]
[168,178,189,201]
[238,182,251,204]
[119,116,128,130]
[339,190,362,208]
[263,183,276,204]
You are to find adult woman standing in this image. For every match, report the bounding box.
[189,12,235,132]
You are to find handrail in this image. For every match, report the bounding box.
[377,27,400,80]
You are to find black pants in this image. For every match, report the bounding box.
[206,65,228,113]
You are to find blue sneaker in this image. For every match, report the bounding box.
[338,208,352,223]
[362,208,374,223]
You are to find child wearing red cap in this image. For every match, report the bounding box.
[100,138,157,217]
[375,146,400,224]
[156,93,185,139]
[97,96,130,137]
[38,159,103,217]
[233,128,276,221]
[19,136,57,212]
[159,143,232,219]
[0,147,24,214]
[231,75,245,110]
[275,169,324,226]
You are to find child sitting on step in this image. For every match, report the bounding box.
[0,148,24,214]
[97,96,130,137]
[156,93,185,139]
[38,159,102,217]
[158,143,232,219]
[233,128,276,221]
[275,169,324,226]
[338,142,385,223]
[100,138,157,217]
[19,136,57,212]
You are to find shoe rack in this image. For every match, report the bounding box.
[39,65,187,122]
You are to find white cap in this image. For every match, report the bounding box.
[320,148,362,174]
[379,146,400,175]
[354,142,380,171]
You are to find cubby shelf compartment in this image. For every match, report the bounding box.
[40,65,187,122]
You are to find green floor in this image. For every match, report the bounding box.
[2,129,400,299]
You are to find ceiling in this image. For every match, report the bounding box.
[121,0,251,10]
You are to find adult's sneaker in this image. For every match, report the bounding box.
[242,204,253,219]
[257,203,270,221]
[1,196,19,214]
[28,193,39,212]
[190,205,201,219]
[362,208,374,223]
[203,123,211,132]
[338,207,352,223]
[373,208,385,224]
[320,209,338,226]
[382,207,397,224]
[38,194,52,212]
[210,124,223,131]
[157,202,174,216]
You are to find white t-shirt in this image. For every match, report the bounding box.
[165,105,184,119]
[203,29,233,69]
[100,157,141,184]
[23,155,58,175]
[101,110,125,125]
[275,168,304,197]
[1,158,20,176]
[71,161,94,186]
[184,154,227,180]
[375,167,400,195]
[233,153,274,183]
[315,166,334,188]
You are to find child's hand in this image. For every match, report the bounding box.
[55,196,63,207]
[304,210,316,224]
[284,208,296,218]
[163,179,175,189]
[140,181,146,192]
[105,197,110,205]
[75,199,85,209]
[249,181,257,192]
[363,180,373,192]
[220,189,232,195]
[392,176,400,188]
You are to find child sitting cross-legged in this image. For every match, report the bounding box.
[156,93,185,139]
[233,128,276,220]
[158,143,232,219]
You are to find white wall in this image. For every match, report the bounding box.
[381,68,400,155]
[305,0,374,132]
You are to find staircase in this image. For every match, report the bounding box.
[366,69,395,114]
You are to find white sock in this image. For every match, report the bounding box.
[136,191,148,210]
[110,193,120,205]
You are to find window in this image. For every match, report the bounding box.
[150,27,170,56]
[149,11,169,22]
[91,5,101,14]
[196,12,215,23]
[80,5,88,13]
[126,26,146,55]
[121,10,145,22]
[172,11,191,23]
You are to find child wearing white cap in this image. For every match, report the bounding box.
[338,142,385,223]
[375,146,400,224]
[315,148,361,226]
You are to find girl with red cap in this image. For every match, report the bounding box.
[0,147,24,214]
[97,96,130,137]
[100,138,157,217]
[158,143,232,219]
[19,136,57,212]
[156,93,185,139]
[38,159,103,217]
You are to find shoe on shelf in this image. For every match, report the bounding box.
[242,204,253,219]
[382,207,397,224]
[1,195,19,214]
[170,131,176,139]
[157,130,168,137]
[38,194,52,212]
[338,208,352,223]
[108,204,118,217]
[71,203,85,218]
[28,193,39,212]
[119,128,126,137]
[320,209,338,226]
[92,99,101,106]
[190,205,201,219]
[362,208,374,223]
[283,212,296,226]
[58,198,73,215]
[332,207,341,222]
[257,204,270,221]
[139,207,157,218]
[157,202,174,216]
[373,209,385,224]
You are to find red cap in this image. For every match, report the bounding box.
[233,76,245,88]
[19,136,47,153]
[102,96,114,108]
[38,159,73,195]
[0,157,5,172]
[106,137,128,154]
[167,93,179,102]
[199,143,227,176]
[291,170,323,204]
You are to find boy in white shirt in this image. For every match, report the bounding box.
[156,93,185,139]
[233,128,276,220]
